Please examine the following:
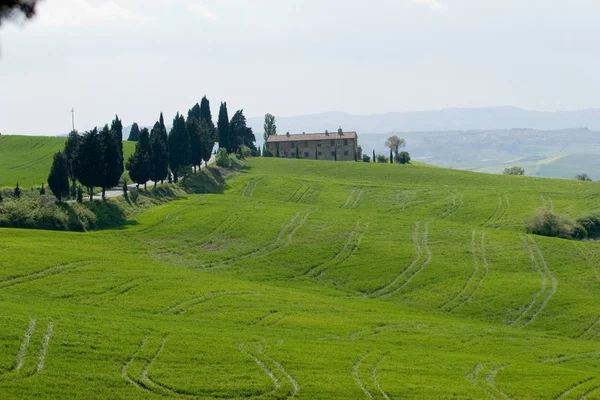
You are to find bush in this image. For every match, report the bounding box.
[396,151,411,164]
[576,213,600,239]
[238,145,253,159]
[575,173,592,181]
[362,154,371,163]
[376,154,388,163]
[263,148,274,157]
[216,148,232,168]
[504,166,525,176]
[527,207,575,239]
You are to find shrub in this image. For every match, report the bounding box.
[13,183,21,199]
[575,173,592,182]
[576,213,600,239]
[527,207,575,239]
[396,151,411,164]
[362,154,371,163]
[263,148,274,157]
[76,186,83,203]
[39,183,46,196]
[504,166,525,176]
[376,154,388,163]
[216,148,231,168]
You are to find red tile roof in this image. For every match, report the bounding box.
[266,131,357,143]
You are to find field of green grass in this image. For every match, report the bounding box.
[0,135,135,188]
[1,156,600,399]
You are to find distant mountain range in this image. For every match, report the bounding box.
[246,107,600,135]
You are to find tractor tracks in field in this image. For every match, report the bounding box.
[367,222,431,298]
[123,334,299,399]
[341,187,364,209]
[352,352,392,400]
[0,260,96,292]
[241,177,263,198]
[467,363,512,400]
[541,194,555,212]
[162,290,254,315]
[441,190,464,220]
[288,182,315,203]
[0,318,54,379]
[508,235,557,328]
[439,230,489,312]
[196,211,310,270]
[540,353,600,399]
[554,378,597,400]
[483,193,510,228]
[249,310,287,327]
[302,218,370,278]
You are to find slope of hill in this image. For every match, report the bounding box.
[0,135,136,188]
[1,158,600,398]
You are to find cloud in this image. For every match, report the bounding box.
[409,0,448,11]
[36,0,153,27]
[188,2,217,20]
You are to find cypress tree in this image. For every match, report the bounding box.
[63,130,80,198]
[217,102,230,152]
[128,122,140,141]
[229,110,256,153]
[296,146,299,159]
[127,128,152,190]
[373,150,376,163]
[199,97,216,167]
[99,124,122,200]
[47,151,69,201]
[168,113,190,182]
[157,113,169,182]
[13,183,20,199]
[187,103,203,172]
[111,115,124,177]
[40,183,45,196]
[150,123,169,187]
[75,128,104,201]
[200,96,213,124]
[390,149,394,164]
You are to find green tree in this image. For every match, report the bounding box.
[263,113,277,143]
[575,173,592,181]
[217,102,230,152]
[99,124,122,200]
[127,128,152,189]
[373,150,376,163]
[75,128,104,201]
[128,122,140,141]
[385,135,406,158]
[150,123,169,186]
[47,151,69,201]
[39,183,45,196]
[199,120,216,167]
[63,130,80,198]
[390,149,394,164]
[503,166,525,176]
[396,151,411,164]
[230,110,256,154]
[13,182,20,199]
[200,96,213,125]
[187,103,203,172]
[111,115,124,178]
[168,113,191,182]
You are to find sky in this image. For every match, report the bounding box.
[1,0,600,134]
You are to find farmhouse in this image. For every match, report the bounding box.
[266,128,361,161]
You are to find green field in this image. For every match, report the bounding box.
[0,135,135,188]
[1,156,600,399]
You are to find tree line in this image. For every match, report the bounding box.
[47,96,256,202]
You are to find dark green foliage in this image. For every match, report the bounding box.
[396,151,411,164]
[39,183,45,196]
[99,125,122,200]
[76,186,83,203]
[373,150,376,163]
[575,213,600,239]
[187,103,203,171]
[263,113,277,143]
[75,128,104,201]
[216,148,231,168]
[217,102,230,152]
[64,130,80,198]
[47,151,69,201]
[504,166,525,175]
[150,124,169,186]
[363,154,371,162]
[122,178,128,197]
[390,149,394,163]
[128,122,140,142]
[263,146,273,157]
[111,115,124,177]
[200,96,213,124]
[296,146,299,159]
[127,128,152,189]
[0,191,3,203]
[276,146,280,158]
[528,207,575,239]
[199,97,217,167]
[168,113,191,182]
[575,173,592,181]
[257,147,261,157]
[13,182,20,198]
[377,154,388,163]
[334,148,337,161]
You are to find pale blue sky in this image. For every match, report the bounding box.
[1,0,599,134]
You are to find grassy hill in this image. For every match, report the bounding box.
[0,136,135,188]
[1,157,600,398]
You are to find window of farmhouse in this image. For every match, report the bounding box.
[318,151,322,156]
[343,139,348,146]
[344,151,349,156]
[330,140,335,146]
[304,141,308,147]
[317,143,322,147]
[304,152,309,158]
[330,151,335,157]
[291,142,295,148]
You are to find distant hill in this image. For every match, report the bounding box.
[247,107,600,134]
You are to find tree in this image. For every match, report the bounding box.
[99,124,122,200]
[150,123,169,186]
[13,182,20,198]
[0,0,38,27]
[230,110,256,154]
[396,151,411,164]
[157,113,169,182]
[187,103,203,172]
[128,123,140,141]
[168,113,191,182]
[111,115,124,179]
[127,128,152,189]
[63,130,80,198]
[199,120,216,167]
[217,102,230,152]
[504,166,525,176]
[263,113,277,143]
[373,150,376,163]
[39,183,45,196]
[390,149,394,164]
[575,173,592,182]
[75,128,104,201]
[385,135,406,157]
[200,96,213,125]
[47,151,69,201]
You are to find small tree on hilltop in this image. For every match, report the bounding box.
[396,151,411,164]
[390,149,393,164]
[47,151,69,201]
[385,135,406,158]
[168,113,191,182]
[75,128,104,201]
[128,122,140,142]
[504,166,525,176]
[372,150,376,163]
[217,102,230,153]
[150,124,169,187]
[99,124,122,200]
[263,113,277,143]
[63,130,80,198]
[111,115,124,177]
[575,173,592,182]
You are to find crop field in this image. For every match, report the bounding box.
[1,157,600,398]
[0,136,135,188]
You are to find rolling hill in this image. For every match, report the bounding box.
[1,157,600,398]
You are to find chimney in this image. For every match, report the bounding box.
[325,130,329,136]
[286,131,290,137]
[338,126,343,135]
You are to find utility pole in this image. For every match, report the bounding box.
[71,108,75,132]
